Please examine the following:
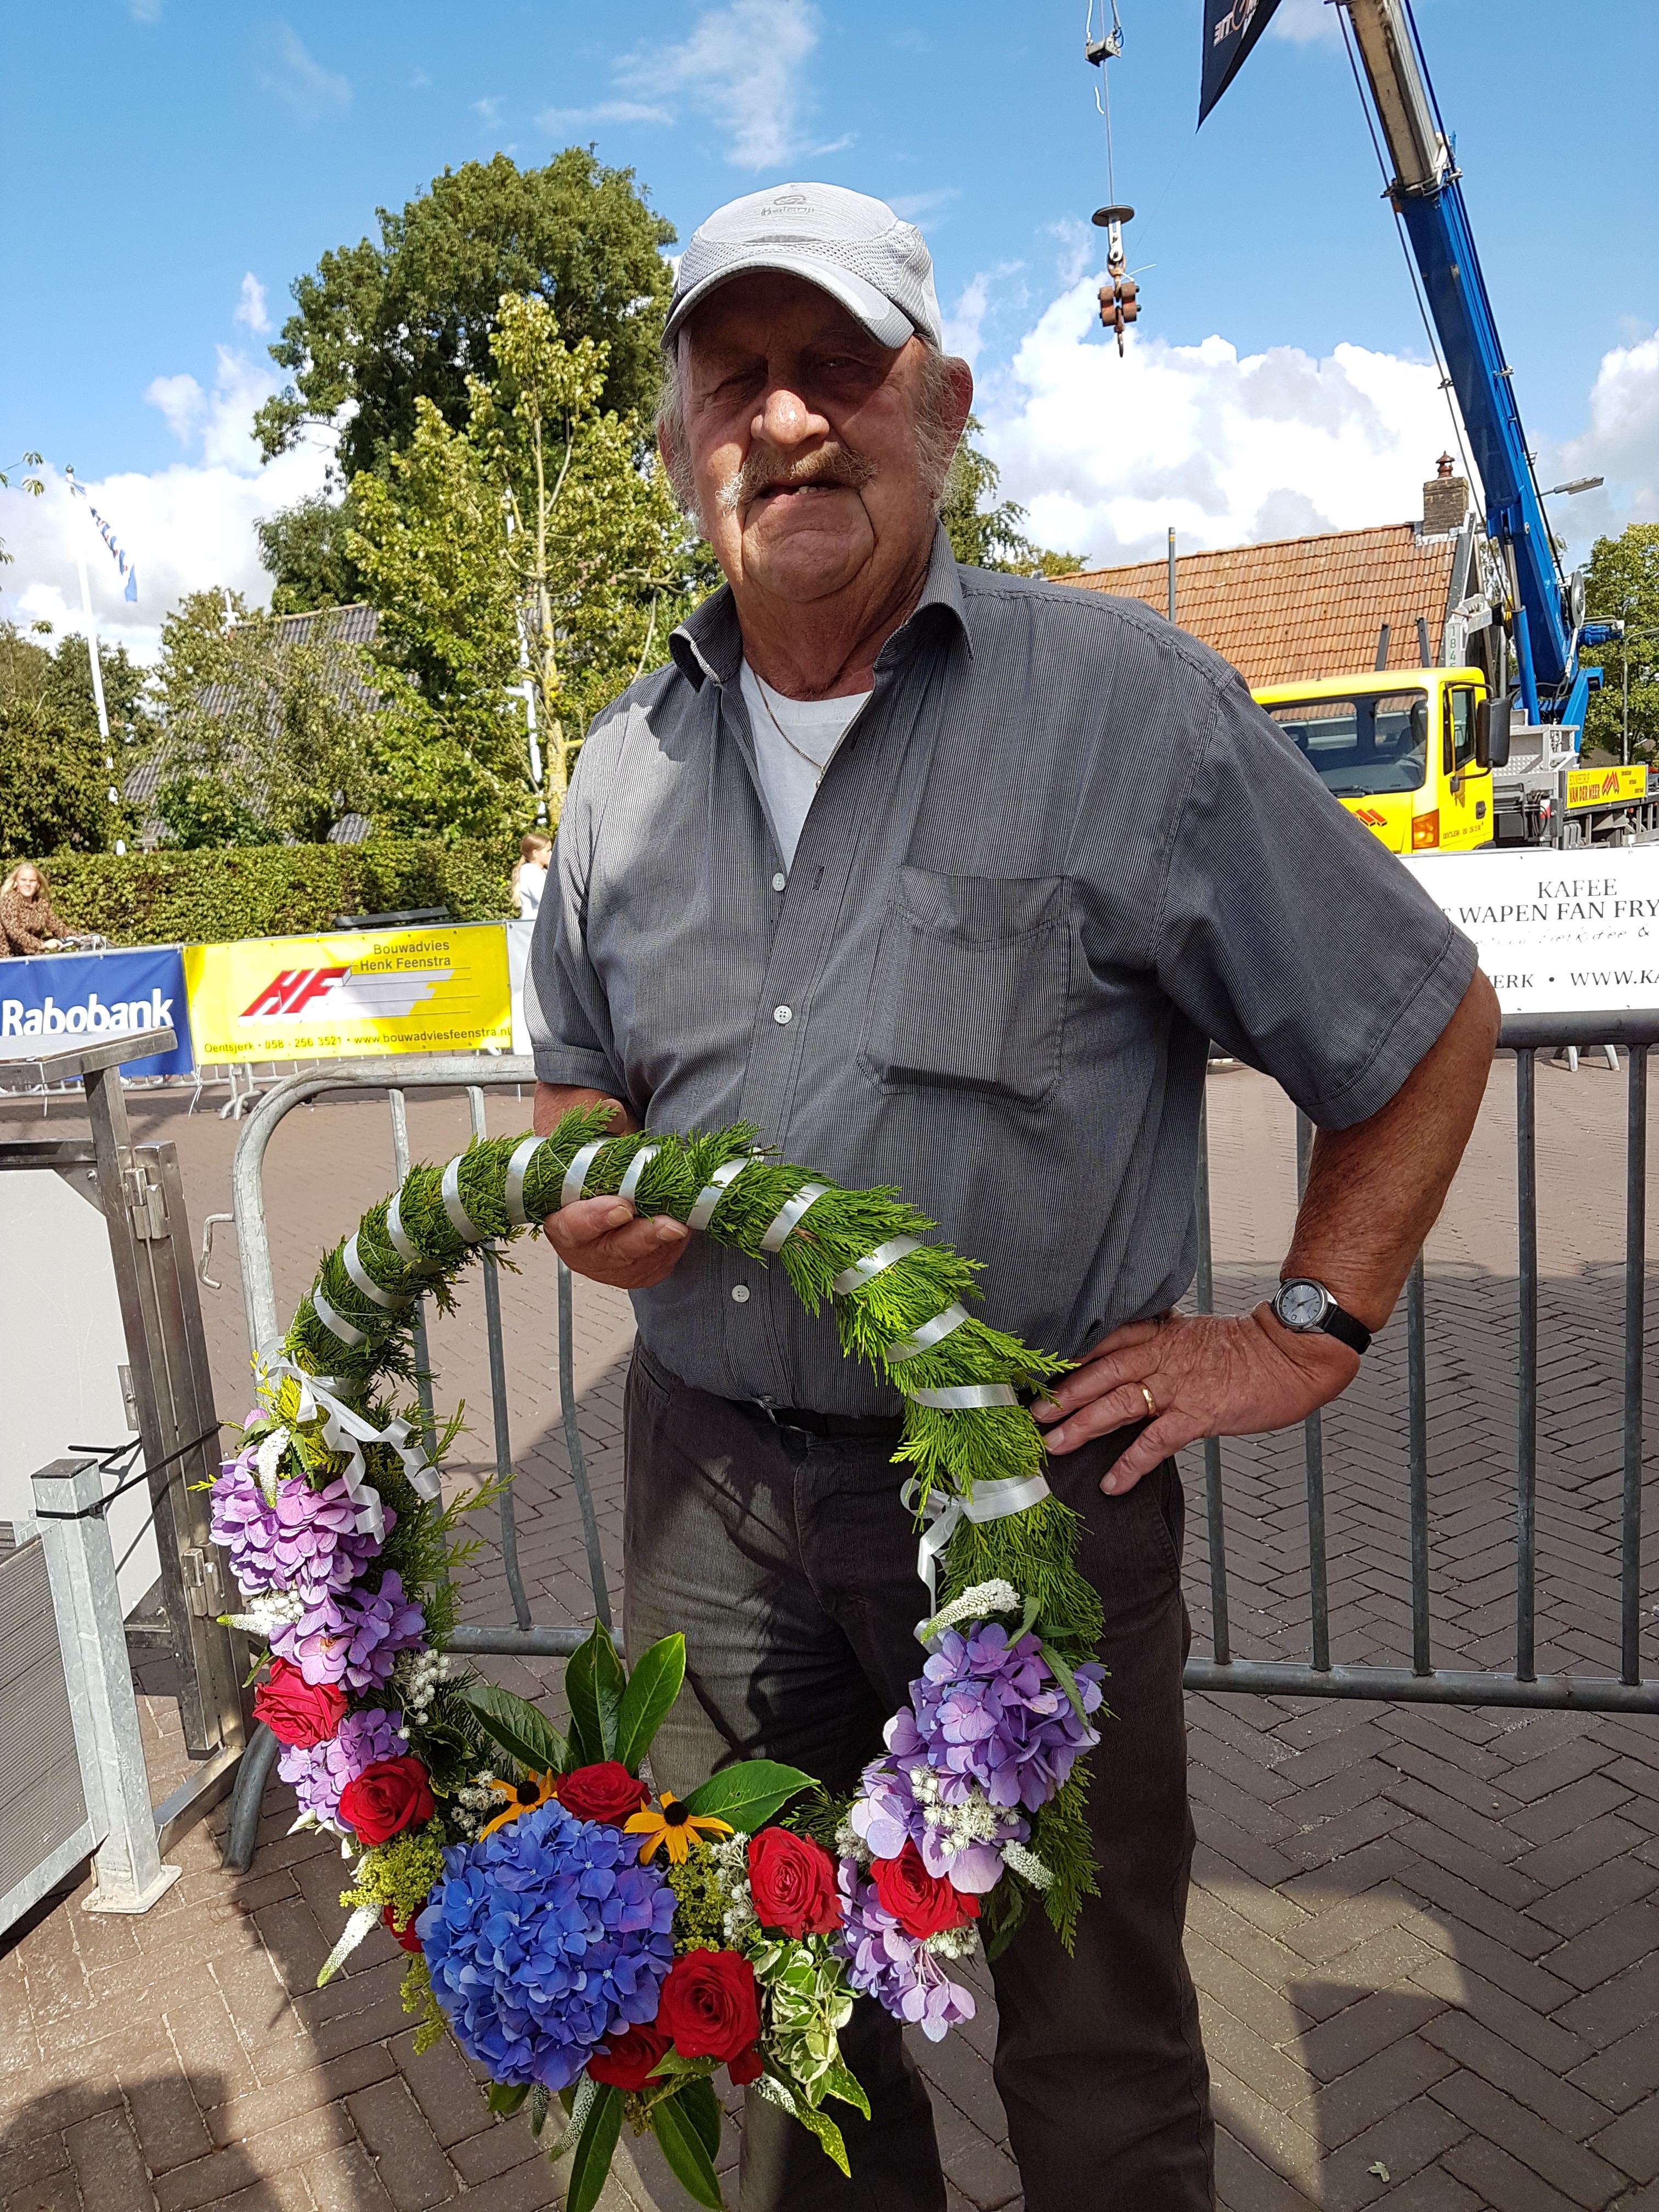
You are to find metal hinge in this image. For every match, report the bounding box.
[179,1547,223,1617]
[125,1164,168,1240]
[117,1364,140,1431]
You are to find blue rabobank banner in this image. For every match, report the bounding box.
[0,947,193,1077]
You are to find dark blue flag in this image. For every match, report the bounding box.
[1199,0,1284,125]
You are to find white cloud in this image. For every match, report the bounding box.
[977,276,1467,568]
[1268,0,1342,45]
[888,188,957,227]
[655,0,821,170]
[145,346,281,471]
[538,98,673,131]
[144,373,206,446]
[233,272,270,334]
[942,265,1024,370]
[472,95,504,126]
[1543,329,1659,557]
[259,25,351,121]
[128,0,162,20]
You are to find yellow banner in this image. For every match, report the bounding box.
[1566,764,1649,810]
[183,925,512,1063]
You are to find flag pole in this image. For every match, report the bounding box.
[66,471,111,743]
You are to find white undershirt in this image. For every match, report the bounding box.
[740,661,870,870]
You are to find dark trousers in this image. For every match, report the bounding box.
[623,1344,1215,2212]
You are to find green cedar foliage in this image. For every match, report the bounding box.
[253,150,675,480]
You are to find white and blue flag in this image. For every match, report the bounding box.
[67,474,138,602]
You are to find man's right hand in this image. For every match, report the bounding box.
[543,1195,691,1289]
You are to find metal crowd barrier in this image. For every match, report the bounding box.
[1188,1010,1659,1714]
[221,1019,1659,1864]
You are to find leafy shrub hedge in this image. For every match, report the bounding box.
[40,837,516,947]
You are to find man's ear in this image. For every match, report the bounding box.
[945,355,975,444]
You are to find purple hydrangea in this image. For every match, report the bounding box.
[834,1858,975,2042]
[211,1453,391,1607]
[847,1754,1022,1893]
[280,1706,407,1830]
[417,1800,676,2090]
[270,1572,427,1691]
[903,1623,1104,1814]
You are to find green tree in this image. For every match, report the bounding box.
[151,590,378,847]
[1581,523,1659,763]
[349,292,707,826]
[255,490,367,614]
[0,699,131,861]
[253,151,675,483]
[941,417,1083,577]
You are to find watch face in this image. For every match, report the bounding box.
[1277,1279,1329,1331]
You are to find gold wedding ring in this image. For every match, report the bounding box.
[1141,1384,1158,1421]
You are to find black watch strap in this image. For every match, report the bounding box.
[1318,1302,1372,1356]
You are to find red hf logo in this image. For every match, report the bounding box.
[240,967,348,1019]
[1351,806,1388,827]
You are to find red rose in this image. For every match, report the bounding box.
[253,1659,348,1748]
[747,1829,840,1939]
[726,2045,764,2087]
[555,1762,650,1826]
[586,2021,672,2090]
[381,1903,423,1955]
[656,1950,761,2064]
[338,1755,435,1846]
[871,1842,980,1940]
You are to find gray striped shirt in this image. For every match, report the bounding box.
[527,526,1475,1415]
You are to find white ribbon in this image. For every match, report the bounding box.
[760,1180,827,1252]
[264,1357,442,1542]
[902,1382,1018,1410]
[441,1156,486,1244]
[503,1136,543,1226]
[832,1236,921,1297]
[385,1192,439,1274]
[887,1301,969,1362]
[618,1144,661,1203]
[311,1286,365,1350]
[900,1470,1054,1610]
[560,1139,608,1211]
[343,1233,405,1312]
[687,1153,759,1233]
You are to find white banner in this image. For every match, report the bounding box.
[1403,849,1659,1015]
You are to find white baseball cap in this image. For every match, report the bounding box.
[664,182,943,352]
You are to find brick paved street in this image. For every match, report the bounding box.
[5,1057,1659,2211]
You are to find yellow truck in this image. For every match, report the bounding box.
[1253,668,1504,854]
[1255,668,1651,853]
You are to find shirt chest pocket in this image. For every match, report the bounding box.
[857,868,1071,1109]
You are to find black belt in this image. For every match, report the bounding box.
[750,1401,906,1441]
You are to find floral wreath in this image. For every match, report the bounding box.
[213,1105,1107,2209]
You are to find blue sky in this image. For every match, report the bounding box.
[5,0,1657,653]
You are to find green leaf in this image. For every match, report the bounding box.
[1038,1640,1090,1725]
[566,1622,627,1765]
[819,2062,871,2121]
[566,2084,623,2212]
[681,1760,815,1832]
[676,2074,724,2160]
[784,2099,851,2178]
[613,1633,686,1773]
[529,2084,550,2138]
[652,2090,725,2210]
[461,1681,571,1776]
[487,2081,531,2117]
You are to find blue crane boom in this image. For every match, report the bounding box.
[1337,0,1616,736]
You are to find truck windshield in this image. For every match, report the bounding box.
[1266,690,1429,796]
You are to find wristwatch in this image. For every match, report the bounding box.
[1271,1277,1372,1356]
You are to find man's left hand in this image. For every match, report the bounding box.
[1031,1310,1358,1494]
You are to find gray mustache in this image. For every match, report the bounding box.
[719,444,878,516]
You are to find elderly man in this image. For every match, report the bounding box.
[527,183,1497,2212]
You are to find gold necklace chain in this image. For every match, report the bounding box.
[750,672,839,786]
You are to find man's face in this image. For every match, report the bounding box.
[672,272,968,610]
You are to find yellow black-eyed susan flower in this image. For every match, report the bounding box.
[478,1770,558,1840]
[624,1791,734,1865]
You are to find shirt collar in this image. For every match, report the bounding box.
[669,521,970,693]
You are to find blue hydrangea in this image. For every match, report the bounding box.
[416,1799,676,2090]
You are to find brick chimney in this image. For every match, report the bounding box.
[1422,452,1469,535]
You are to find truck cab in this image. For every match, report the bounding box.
[1253,668,1494,855]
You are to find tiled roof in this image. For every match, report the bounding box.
[1059,522,1469,689]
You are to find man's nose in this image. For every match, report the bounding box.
[754,381,828,450]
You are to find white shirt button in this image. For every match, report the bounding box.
[731,1283,751,1303]
[772,872,786,892]
[772,1004,793,1025]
